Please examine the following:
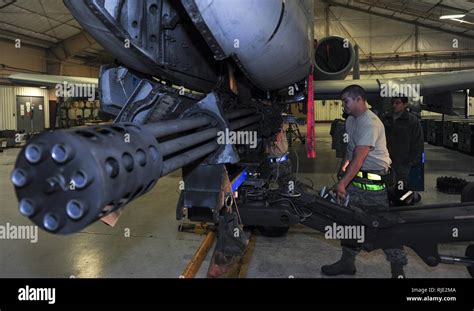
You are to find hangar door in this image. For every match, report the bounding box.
[16,96,45,132]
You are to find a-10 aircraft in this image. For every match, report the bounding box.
[10,0,474,277]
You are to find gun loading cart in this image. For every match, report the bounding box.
[228,163,474,277]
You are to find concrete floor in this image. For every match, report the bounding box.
[1,124,473,278]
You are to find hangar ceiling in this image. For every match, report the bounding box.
[0,0,473,75]
[318,0,474,39]
[0,0,107,66]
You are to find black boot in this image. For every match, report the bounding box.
[321,249,357,276]
[391,263,406,278]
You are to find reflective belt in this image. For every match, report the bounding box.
[352,181,386,191]
[356,171,382,181]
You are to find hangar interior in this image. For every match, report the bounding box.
[1,0,474,278]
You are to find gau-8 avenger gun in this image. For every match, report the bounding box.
[10,0,474,277]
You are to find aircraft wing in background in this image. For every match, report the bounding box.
[314,69,474,116]
[8,73,98,88]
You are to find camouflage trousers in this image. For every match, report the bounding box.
[341,184,408,266]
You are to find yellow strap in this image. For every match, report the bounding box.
[367,173,382,181]
[356,171,382,181]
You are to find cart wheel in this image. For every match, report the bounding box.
[461,183,474,202]
[466,244,474,278]
[257,226,289,237]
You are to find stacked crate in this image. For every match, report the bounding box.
[0,130,16,148]
[420,119,428,143]
[443,121,462,149]
[422,116,474,155]
[427,119,444,146]
[458,122,474,155]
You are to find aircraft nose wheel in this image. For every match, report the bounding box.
[466,244,474,278]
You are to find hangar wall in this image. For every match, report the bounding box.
[0,86,50,130]
[0,86,15,130]
[0,40,99,79]
[0,39,99,130]
[0,40,46,78]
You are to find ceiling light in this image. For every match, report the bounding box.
[440,14,466,20]
[451,18,474,25]
[39,86,47,89]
